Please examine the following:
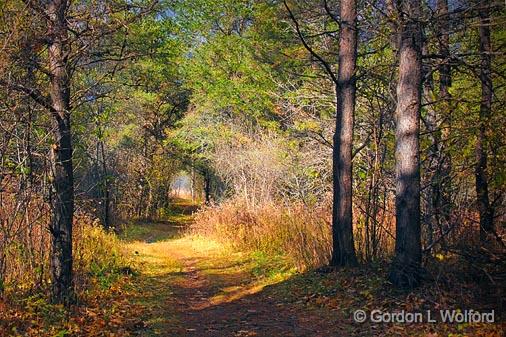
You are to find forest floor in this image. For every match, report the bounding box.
[120,199,341,336]
[2,199,502,336]
[116,199,503,337]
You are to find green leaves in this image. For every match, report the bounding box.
[183,33,276,121]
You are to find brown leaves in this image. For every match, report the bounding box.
[0,274,150,337]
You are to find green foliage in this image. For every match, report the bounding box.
[75,222,133,290]
[23,294,66,326]
[183,33,277,120]
[249,251,294,279]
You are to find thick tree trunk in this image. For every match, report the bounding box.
[330,0,358,267]
[47,0,74,304]
[389,0,423,288]
[475,2,494,241]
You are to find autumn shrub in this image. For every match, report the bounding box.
[191,197,399,270]
[0,192,50,294]
[191,198,332,270]
[353,199,397,262]
[0,204,134,336]
[0,199,131,298]
[73,216,133,291]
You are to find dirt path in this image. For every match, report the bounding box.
[117,201,505,337]
[121,201,341,337]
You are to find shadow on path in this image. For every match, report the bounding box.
[121,199,346,337]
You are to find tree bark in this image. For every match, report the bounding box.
[475,1,494,241]
[47,0,74,304]
[330,0,358,267]
[389,0,423,288]
[422,43,438,249]
[99,140,110,229]
[204,170,211,205]
[435,0,452,246]
[191,166,196,203]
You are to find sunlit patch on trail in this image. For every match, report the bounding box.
[118,201,298,335]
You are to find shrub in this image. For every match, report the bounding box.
[73,216,133,291]
[0,208,132,297]
[191,198,332,270]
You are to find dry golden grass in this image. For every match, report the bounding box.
[191,199,332,270]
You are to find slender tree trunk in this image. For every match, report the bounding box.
[435,0,452,247]
[47,0,74,304]
[475,2,494,241]
[437,0,452,122]
[145,176,153,219]
[204,170,211,205]
[389,0,423,288]
[330,0,358,267]
[191,166,195,203]
[99,140,110,229]
[421,0,453,252]
[422,45,438,249]
[137,186,144,218]
[0,242,5,293]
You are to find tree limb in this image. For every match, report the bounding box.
[283,0,338,84]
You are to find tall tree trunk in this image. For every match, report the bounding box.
[422,44,438,249]
[435,0,452,246]
[191,166,196,203]
[330,0,358,267]
[99,140,110,229]
[389,0,423,288]
[204,170,211,205]
[47,0,74,304]
[475,1,494,241]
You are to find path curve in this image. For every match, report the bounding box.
[123,200,340,337]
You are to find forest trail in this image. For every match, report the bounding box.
[120,200,340,337]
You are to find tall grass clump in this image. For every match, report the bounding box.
[73,216,133,291]
[191,198,332,270]
[0,208,134,335]
[0,203,132,299]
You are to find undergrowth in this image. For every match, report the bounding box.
[74,222,134,290]
[0,219,135,336]
[190,199,505,335]
[191,199,332,271]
